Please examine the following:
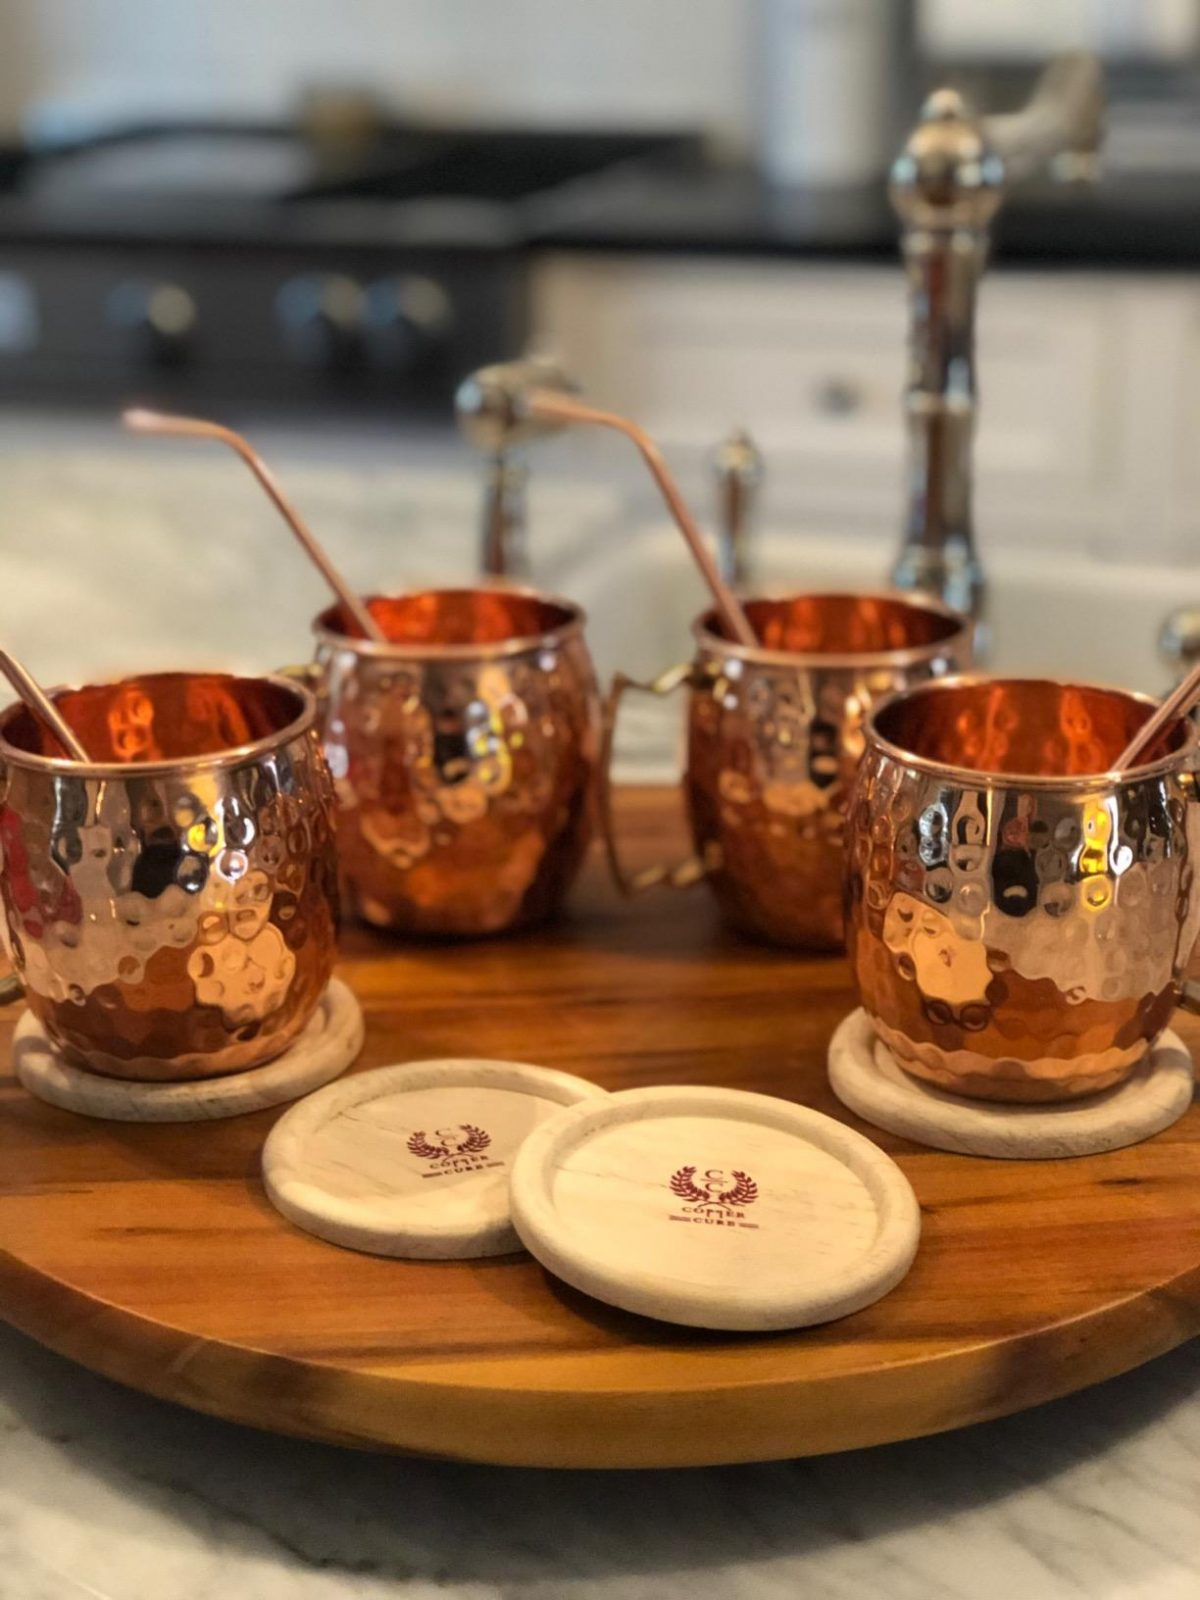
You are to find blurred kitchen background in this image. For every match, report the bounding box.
[3,0,1200,773]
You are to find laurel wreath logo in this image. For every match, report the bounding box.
[407,1125,492,1161]
[669,1166,758,1208]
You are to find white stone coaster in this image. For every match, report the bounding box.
[828,1008,1196,1160]
[508,1085,921,1333]
[262,1058,608,1260]
[13,978,363,1123]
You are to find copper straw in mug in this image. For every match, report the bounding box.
[122,409,385,643]
[523,392,758,649]
[455,362,757,649]
[1114,658,1200,771]
[0,648,90,761]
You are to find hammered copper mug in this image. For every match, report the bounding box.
[308,586,600,936]
[847,676,1200,1103]
[0,671,339,1081]
[601,592,972,947]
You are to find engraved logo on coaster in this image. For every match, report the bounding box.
[668,1166,759,1229]
[407,1124,502,1179]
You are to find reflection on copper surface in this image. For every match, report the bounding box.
[872,677,1183,778]
[313,588,599,936]
[0,673,338,1080]
[677,592,972,948]
[7,673,303,765]
[847,676,1200,1102]
[717,593,966,657]
[358,589,578,651]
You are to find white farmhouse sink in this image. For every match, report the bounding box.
[574,523,1200,781]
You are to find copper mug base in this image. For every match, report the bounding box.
[873,1018,1141,1103]
[0,672,339,1082]
[601,592,973,948]
[847,676,1200,1104]
[310,587,600,938]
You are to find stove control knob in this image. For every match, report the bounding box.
[363,276,453,370]
[107,280,196,366]
[275,273,364,368]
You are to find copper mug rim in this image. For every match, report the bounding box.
[864,672,1198,791]
[313,584,588,663]
[693,589,971,670]
[0,669,319,781]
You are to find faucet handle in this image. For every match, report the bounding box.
[711,428,763,589]
[456,357,576,454]
[983,51,1104,186]
[890,50,1103,234]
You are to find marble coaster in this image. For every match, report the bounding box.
[828,1008,1196,1160]
[13,977,364,1123]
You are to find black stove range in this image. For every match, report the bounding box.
[0,122,692,413]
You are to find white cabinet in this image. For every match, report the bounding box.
[1168,285,1200,557]
[532,254,1200,570]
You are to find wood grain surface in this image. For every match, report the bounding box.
[0,787,1196,1469]
[262,1057,608,1259]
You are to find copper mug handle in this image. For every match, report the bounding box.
[599,663,710,895]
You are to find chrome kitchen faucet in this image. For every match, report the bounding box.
[889,52,1104,621]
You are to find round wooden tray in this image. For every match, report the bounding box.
[0,788,1197,1469]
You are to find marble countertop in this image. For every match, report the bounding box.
[0,1324,1195,1600]
[0,418,622,692]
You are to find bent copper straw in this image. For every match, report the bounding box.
[1113,658,1200,772]
[121,409,385,643]
[456,363,758,648]
[0,649,90,761]
[531,394,757,648]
